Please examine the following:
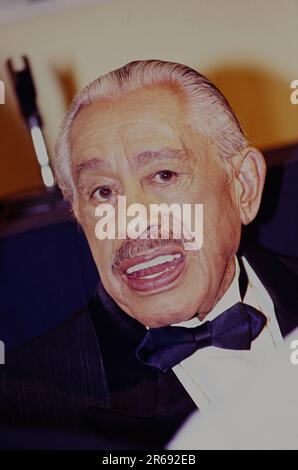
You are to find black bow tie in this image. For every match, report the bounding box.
[136,302,267,373]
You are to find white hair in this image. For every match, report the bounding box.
[55,60,248,203]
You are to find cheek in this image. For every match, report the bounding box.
[197,173,240,246]
[205,192,240,255]
[80,216,113,274]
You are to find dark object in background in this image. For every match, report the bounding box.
[0,219,99,349]
[7,55,55,187]
[4,56,58,221]
[7,56,42,129]
[244,142,298,257]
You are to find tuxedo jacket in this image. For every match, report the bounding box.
[0,242,297,449]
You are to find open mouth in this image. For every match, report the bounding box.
[116,247,186,292]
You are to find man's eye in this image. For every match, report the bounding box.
[154,170,177,183]
[91,187,113,201]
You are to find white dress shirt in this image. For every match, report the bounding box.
[168,328,298,449]
[171,256,284,412]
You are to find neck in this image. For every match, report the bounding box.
[197,255,236,321]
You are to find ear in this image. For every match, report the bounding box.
[233,147,266,225]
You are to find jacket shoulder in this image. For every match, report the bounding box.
[0,308,108,428]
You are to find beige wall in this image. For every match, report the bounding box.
[0,0,297,197]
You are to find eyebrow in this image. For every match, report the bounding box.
[75,148,187,183]
[75,158,109,182]
[132,148,187,167]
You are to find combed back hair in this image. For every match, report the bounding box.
[55,59,248,203]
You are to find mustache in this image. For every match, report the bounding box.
[112,230,187,268]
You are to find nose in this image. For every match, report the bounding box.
[119,179,152,239]
[124,179,150,208]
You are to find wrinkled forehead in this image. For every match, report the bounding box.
[69,84,213,169]
[71,85,188,141]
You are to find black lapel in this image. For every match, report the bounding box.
[88,282,159,417]
[240,241,298,337]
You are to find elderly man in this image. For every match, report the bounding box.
[0,60,297,449]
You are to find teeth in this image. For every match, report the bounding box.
[139,266,176,279]
[126,253,182,275]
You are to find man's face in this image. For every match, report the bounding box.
[70,85,242,327]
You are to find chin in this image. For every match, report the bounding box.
[102,254,201,326]
[123,291,199,328]
[135,309,196,328]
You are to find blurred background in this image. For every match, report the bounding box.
[0,0,297,348]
